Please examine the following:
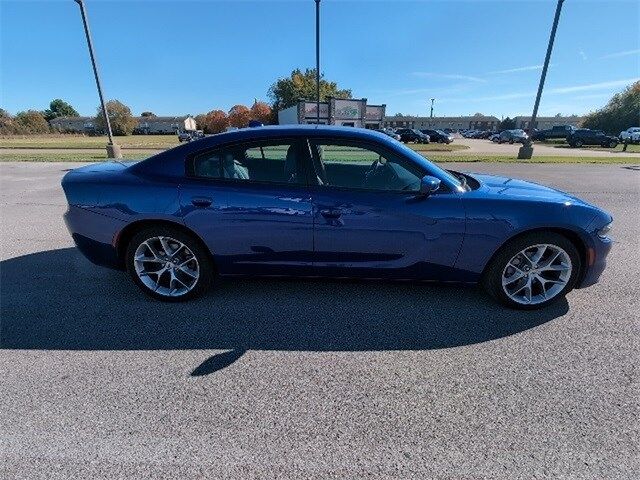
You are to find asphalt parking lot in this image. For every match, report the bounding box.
[1,161,638,479]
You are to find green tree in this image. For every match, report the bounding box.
[581,81,640,135]
[95,100,138,136]
[43,99,79,121]
[268,68,352,111]
[140,111,156,117]
[15,110,50,133]
[499,117,516,130]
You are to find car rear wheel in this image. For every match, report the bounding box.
[575,140,583,147]
[125,226,213,301]
[482,232,580,309]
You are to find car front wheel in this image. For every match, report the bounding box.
[482,232,580,309]
[125,226,213,301]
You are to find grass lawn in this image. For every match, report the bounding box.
[426,154,639,164]
[538,139,640,153]
[0,134,178,149]
[0,152,151,162]
[2,150,637,164]
[408,143,469,152]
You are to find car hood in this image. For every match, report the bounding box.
[468,173,590,205]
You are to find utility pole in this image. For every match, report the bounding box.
[73,0,121,159]
[315,0,321,124]
[430,98,435,118]
[518,0,564,160]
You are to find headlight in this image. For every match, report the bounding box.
[597,222,612,239]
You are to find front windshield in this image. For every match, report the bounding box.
[392,140,464,191]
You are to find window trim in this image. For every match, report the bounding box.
[306,137,446,195]
[184,137,314,188]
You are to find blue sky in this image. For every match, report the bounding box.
[1,0,638,118]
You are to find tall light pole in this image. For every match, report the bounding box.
[518,0,565,160]
[430,98,435,118]
[315,0,321,124]
[73,0,121,159]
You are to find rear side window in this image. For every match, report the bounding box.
[189,139,309,185]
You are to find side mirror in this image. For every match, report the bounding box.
[419,175,441,196]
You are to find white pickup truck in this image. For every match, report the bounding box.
[619,127,640,144]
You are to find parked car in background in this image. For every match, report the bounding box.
[619,127,640,144]
[532,125,576,141]
[376,128,401,141]
[61,125,612,309]
[396,128,430,144]
[498,129,528,144]
[420,129,453,144]
[178,130,205,142]
[566,129,619,148]
[489,132,501,142]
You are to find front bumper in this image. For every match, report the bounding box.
[576,235,612,289]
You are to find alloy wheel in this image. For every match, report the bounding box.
[133,236,200,297]
[501,243,572,305]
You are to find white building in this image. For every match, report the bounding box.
[49,115,197,134]
[278,98,386,129]
[383,115,501,131]
[513,115,583,130]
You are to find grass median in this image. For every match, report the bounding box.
[2,150,637,164]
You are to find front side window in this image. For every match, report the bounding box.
[190,139,308,185]
[309,140,423,193]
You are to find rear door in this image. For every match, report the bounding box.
[179,137,315,276]
[307,139,465,280]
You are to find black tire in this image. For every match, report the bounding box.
[481,232,581,310]
[609,141,618,148]
[575,140,583,147]
[509,139,514,144]
[125,226,213,302]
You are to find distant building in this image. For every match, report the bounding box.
[382,115,501,131]
[49,116,97,134]
[135,116,197,134]
[278,98,386,129]
[513,115,583,130]
[49,115,197,134]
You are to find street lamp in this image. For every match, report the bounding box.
[518,0,565,160]
[430,98,435,118]
[73,0,121,159]
[315,0,321,124]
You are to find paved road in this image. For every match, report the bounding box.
[1,162,638,479]
[442,138,640,157]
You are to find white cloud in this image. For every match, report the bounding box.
[439,78,639,103]
[487,64,546,75]
[547,78,638,94]
[579,49,588,61]
[411,72,485,83]
[599,49,640,59]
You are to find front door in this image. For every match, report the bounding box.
[308,140,465,280]
[180,138,314,276]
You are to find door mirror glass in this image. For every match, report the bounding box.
[419,175,441,196]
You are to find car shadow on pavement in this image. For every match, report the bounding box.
[1,248,568,376]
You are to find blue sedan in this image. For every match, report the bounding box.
[62,126,612,309]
